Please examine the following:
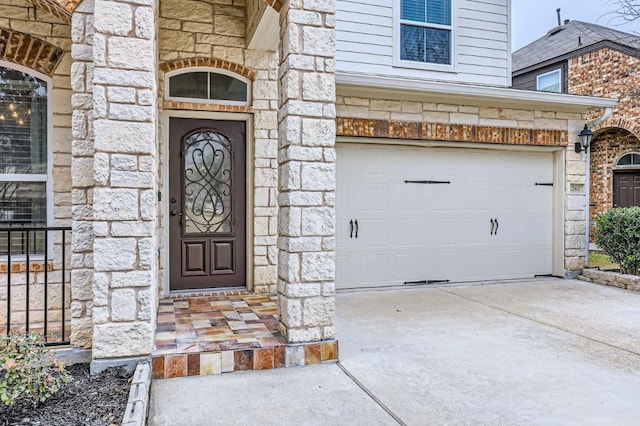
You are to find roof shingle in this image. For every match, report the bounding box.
[512,20,640,73]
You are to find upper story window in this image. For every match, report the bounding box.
[398,0,453,66]
[0,64,50,255]
[167,70,250,106]
[537,69,561,93]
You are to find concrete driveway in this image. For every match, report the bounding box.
[149,278,640,425]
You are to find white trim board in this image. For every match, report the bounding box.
[335,72,618,112]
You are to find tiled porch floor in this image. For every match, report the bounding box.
[151,293,338,380]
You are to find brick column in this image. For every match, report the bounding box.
[90,0,158,359]
[277,0,337,343]
[70,0,96,348]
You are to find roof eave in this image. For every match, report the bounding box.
[336,72,618,113]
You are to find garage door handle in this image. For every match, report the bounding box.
[349,220,353,238]
[354,220,359,238]
[490,218,495,235]
[495,218,499,235]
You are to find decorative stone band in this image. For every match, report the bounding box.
[160,57,257,80]
[22,0,74,22]
[336,117,569,146]
[0,28,65,76]
[593,117,640,142]
[163,101,253,114]
[0,261,54,274]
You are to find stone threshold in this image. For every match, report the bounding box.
[151,340,339,380]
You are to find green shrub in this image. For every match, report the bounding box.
[0,332,70,409]
[595,207,640,275]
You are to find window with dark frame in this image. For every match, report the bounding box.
[0,66,48,256]
[168,71,249,104]
[617,153,640,167]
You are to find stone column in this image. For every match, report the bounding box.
[277,0,337,343]
[90,0,159,359]
[70,0,96,348]
[565,119,589,276]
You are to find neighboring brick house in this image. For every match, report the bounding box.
[513,20,640,234]
[0,0,615,372]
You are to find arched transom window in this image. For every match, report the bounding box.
[167,69,250,106]
[616,153,640,168]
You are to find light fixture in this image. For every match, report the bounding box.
[575,124,594,153]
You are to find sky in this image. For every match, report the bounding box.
[511,0,640,51]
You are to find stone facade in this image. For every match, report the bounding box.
[88,0,159,359]
[0,0,74,341]
[276,0,337,342]
[568,47,640,228]
[2,0,610,361]
[69,0,94,347]
[157,0,280,293]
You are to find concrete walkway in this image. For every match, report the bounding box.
[148,278,640,425]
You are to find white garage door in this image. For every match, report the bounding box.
[336,143,554,289]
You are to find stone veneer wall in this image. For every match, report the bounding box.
[335,95,588,273]
[86,0,159,359]
[0,0,73,340]
[276,0,337,342]
[157,0,279,293]
[69,0,94,347]
[569,47,640,231]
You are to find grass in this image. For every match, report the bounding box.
[589,252,619,270]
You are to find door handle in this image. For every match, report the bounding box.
[349,219,353,238]
[490,218,495,235]
[170,210,178,216]
[495,218,499,235]
[354,220,359,238]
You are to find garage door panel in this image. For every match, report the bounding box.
[336,144,554,289]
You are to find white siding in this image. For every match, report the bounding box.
[335,0,510,87]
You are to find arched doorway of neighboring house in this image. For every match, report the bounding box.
[613,153,640,208]
[589,127,640,235]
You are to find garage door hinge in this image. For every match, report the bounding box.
[404,279,450,285]
[404,180,451,184]
[535,182,554,186]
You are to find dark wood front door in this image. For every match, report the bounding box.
[614,171,640,208]
[169,118,246,290]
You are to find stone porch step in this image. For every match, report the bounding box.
[151,293,338,380]
[151,340,338,380]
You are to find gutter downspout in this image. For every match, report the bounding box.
[584,107,613,268]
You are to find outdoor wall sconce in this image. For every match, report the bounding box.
[575,124,594,153]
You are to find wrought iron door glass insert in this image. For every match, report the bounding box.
[183,130,233,234]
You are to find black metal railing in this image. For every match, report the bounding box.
[1,226,71,346]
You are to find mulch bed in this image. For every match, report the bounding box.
[1,364,132,426]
